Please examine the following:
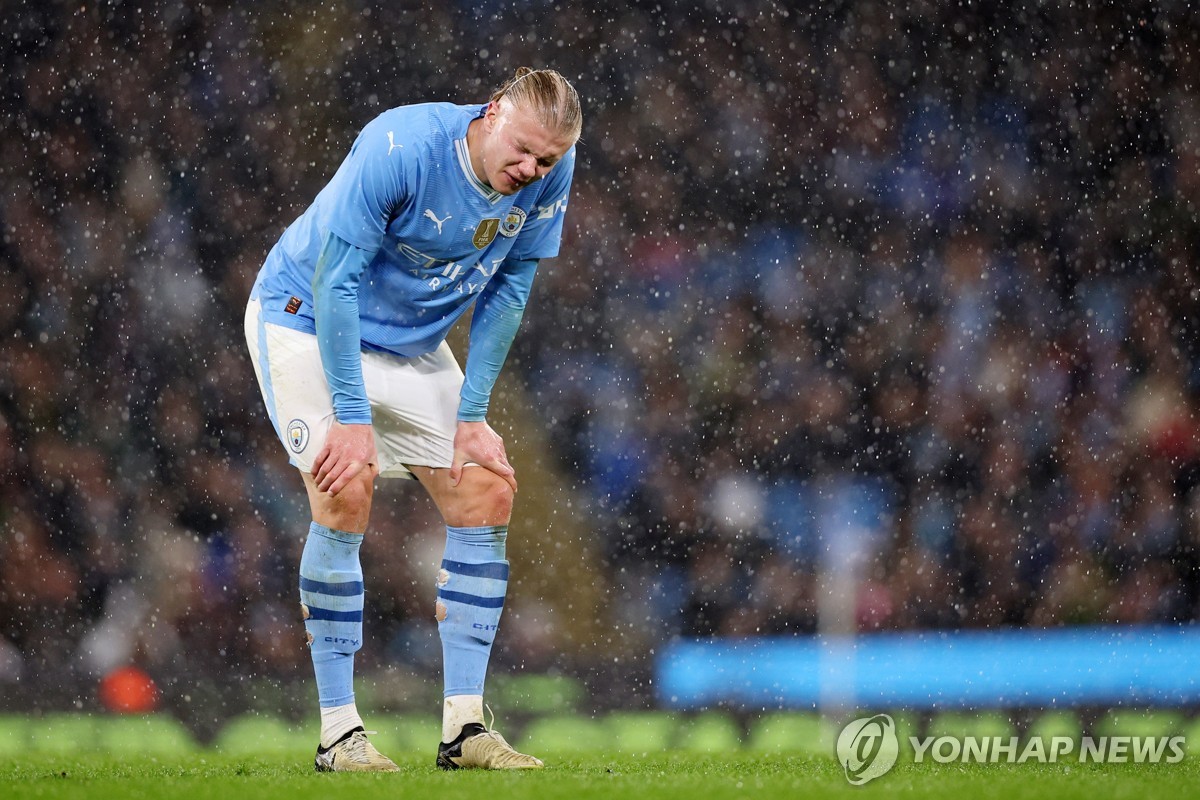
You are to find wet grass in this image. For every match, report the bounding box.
[2,751,1197,800]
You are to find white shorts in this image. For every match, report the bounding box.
[244,297,461,479]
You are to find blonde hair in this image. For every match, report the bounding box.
[489,67,582,141]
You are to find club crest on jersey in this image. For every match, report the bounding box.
[287,419,309,453]
[499,207,526,238]
[472,218,500,249]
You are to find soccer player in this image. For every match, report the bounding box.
[244,68,580,772]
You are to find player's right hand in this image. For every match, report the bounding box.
[450,420,518,495]
[312,421,377,495]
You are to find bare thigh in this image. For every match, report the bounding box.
[410,465,514,528]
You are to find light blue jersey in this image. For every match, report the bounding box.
[254,102,573,354]
[250,102,575,423]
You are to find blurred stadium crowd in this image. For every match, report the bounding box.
[0,1,1198,716]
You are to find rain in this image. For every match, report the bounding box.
[0,0,1197,767]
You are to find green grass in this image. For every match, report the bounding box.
[2,751,1197,800]
[2,712,1197,798]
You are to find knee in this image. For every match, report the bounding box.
[445,471,514,526]
[335,470,374,511]
[312,468,375,531]
[477,474,514,522]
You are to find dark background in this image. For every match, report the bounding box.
[0,1,1197,731]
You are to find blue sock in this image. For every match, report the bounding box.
[299,522,364,708]
[437,525,509,697]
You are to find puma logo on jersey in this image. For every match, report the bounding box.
[423,209,452,234]
[387,131,402,155]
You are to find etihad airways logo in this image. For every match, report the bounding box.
[393,241,503,296]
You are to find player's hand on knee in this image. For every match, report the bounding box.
[451,420,517,494]
[313,422,377,495]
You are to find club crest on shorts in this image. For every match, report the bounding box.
[499,207,526,237]
[473,218,500,248]
[287,419,309,453]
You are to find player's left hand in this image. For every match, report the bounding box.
[450,420,518,494]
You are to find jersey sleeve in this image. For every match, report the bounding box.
[322,114,411,253]
[458,257,539,421]
[507,146,575,261]
[312,232,375,425]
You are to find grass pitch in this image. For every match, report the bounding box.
[3,752,1197,800]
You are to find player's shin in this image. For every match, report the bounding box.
[299,522,367,747]
[436,524,509,742]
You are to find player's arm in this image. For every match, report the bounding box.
[313,232,374,426]
[450,256,540,490]
[308,117,406,495]
[310,231,380,494]
[451,147,574,489]
[456,146,575,419]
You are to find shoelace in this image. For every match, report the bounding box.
[478,704,514,747]
[341,730,382,763]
